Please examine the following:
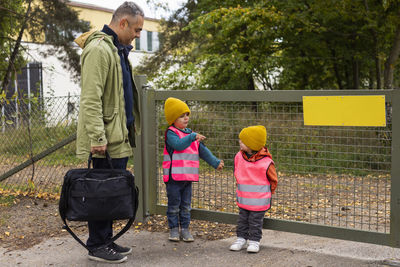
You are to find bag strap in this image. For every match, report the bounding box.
[87,151,114,169]
[60,185,139,253]
[61,217,135,253]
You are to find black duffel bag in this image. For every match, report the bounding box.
[59,152,139,251]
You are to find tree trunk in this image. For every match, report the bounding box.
[330,48,343,89]
[247,73,258,112]
[345,62,351,89]
[369,68,374,89]
[352,57,359,89]
[384,15,400,89]
[0,0,33,95]
[372,32,381,89]
[375,55,381,89]
[364,0,381,89]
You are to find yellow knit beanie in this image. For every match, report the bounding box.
[164,97,191,125]
[239,125,267,151]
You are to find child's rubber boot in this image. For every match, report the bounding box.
[181,228,194,242]
[169,227,180,242]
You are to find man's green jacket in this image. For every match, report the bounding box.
[75,30,141,159]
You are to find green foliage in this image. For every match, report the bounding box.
[137,0,400,90]
[0,0,90,89]
[27,0,91,82]
[0,0,26,79]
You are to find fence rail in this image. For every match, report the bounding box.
[0,95,82,193]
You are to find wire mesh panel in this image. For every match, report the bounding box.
[0,95,83,194]
[155,99,391,233]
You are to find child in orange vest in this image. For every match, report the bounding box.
[163,97,224,242]
[230,125,278,253]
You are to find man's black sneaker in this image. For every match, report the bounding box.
[88,246,127,263]
[109,242,133,255]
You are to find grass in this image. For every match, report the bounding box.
[0,194,16,207]
[0,182,62,197]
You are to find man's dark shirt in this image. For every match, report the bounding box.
[102,25,134,127]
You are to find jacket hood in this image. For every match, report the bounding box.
[241,147,272,162]
[74,30,110,49]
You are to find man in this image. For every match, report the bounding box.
[74,2,143,263]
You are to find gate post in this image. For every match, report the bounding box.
[133,75,147,222]
[390,89,400,247]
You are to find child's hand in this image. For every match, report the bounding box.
[195,133,206,142]
[217,160,224,170]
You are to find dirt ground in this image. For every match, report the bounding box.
[0,196,236,252]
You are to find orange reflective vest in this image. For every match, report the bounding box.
[234,151,273,211]
[163,126,200,182]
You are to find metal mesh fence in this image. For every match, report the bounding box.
[155,100,391,233]
[0,95,83,194]
[0,93,393,235]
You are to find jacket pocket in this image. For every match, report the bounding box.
[103,108,124,145]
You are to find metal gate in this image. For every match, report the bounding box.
[136,88,400,248]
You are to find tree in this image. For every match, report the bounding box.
[0,0,28,97]
[273,0,400,90]
[137,0,400,90]
[0,0,90,96]
[27,0,90,83]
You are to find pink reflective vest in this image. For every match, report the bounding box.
[234,151,273,211]
[162,126,200,182]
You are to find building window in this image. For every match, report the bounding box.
[135,37,140,50]
[153,32,159,51]
[147,31,153,52]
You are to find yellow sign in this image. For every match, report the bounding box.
[303,95,386,127]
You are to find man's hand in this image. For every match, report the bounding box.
[217,160,224,170]
[195,133,206,142]
[91,145,107,155]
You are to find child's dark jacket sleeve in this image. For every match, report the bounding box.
[267,164,278,194]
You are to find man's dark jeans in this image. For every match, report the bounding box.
[165,180,192,229]
[86,156,128,250]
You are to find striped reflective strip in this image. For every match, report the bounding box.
[163,167,199,175]
[238,184,270,193]
[237,196,270,207]
[163,153,199,161]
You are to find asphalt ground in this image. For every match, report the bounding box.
[1,229,400,267]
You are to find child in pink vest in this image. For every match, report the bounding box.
[230,125,278,253]
[163,97,224,242]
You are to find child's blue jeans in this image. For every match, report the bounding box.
[165,180,192,229]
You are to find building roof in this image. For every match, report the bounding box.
[68,1,160,22]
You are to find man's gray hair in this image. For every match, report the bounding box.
[112,1,144,22]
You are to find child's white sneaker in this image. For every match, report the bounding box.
[247,240,260,253]
[229,237,246,251]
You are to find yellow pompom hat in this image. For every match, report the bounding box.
[239,125,267,151]
[164,97,191,125]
